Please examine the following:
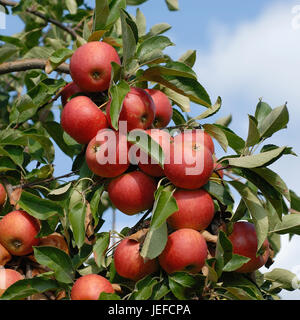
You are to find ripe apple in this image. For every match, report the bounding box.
[144,89,173,128]
[61,95,108,145]
[107,171,157,215]
[69,41,121,92]
[114,238,159,281]
[0,183,6,206]
[228,221,270,273]
[106,87,156,131]
[137,129,172,177]
[0,268,23,297]
[163,130,214,190]
[159,228,208,274]
[71,274,114,300]
[167,189,215,231]
[60,82,82,106]
[0,210,40,256]
[0,243,11,266]
[85,129,130,178]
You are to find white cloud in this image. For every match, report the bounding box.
[193,1,300,299]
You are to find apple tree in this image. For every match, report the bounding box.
[0,0,299,300]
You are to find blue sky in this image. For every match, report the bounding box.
[1,0,300,299]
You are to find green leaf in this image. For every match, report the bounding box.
[151,281,170,300]
[90,185,105,225]
[18,191,63,220]
[264,268,298,291]
[178,50,196,68]
[109,80,130,130]
[46,48,73,74]
[99,292,121,300]
[255,100,272,124]
[33,246,74,283]
[68,201,86,249]
[148,23,172,37]
[93,232,110,268]
[223,254,251,272]
[245,115,260,147]
[0,277,59,300]
[126,0,148,5]
[136,8,146,37]
[106,0,127,29]
[0,146,24,169]
[66,0,78,14]
[93,0,110,32]
[258,104,289,138]
[172,108,186,125]
[224,147,286,168]
[163,87,190,112]
[9,94,37,124]
[214,125,245,154]
[130,276,158,300]
[290,190,300,212]
[202,123,228,152]
[215,230,233,268]
[188,96,221,122]
[165,0,179,11]
[203,181,234,207]
[215,114,232,127]
[270,214,300,235]
[228,181,268,251]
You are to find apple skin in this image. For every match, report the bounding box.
[69,41,121,92]
[137,129,172,177]
[144,89,173,128]
[167,189,215,231]
[0,243,11,266]
[61,95,108,145]
[71,274,114,300]
[106,87,156,131]
[0,268,24,297]
[108,171,157,215]
[85,129,130,178]
[60,82,82,107]
[159,228,208,274]
[114,238,159,281]
[163,130,214,190]
[0,210,40,256]
[228,221,270,273]
[0,183,7,206]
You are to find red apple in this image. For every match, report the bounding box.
[0,183,7,206]
[136,129,172,177]
[0,210,40,256]
[228,221,270,273]
[108,171,157,215]
[0,268,23,297]
[0,243,11,266]
[85,129,130,178]
[163,130,214,190]
[60,82,82,106]
[61,95,108,145]
[70,41,121,92]
[167,189,215,231]
[71,274,114,300]
[106,87,156,131]
[145,89,173,128]
[159,228,208,274]
[114,238,159,281]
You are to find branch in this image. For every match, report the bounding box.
[0,59,70,75]
[0,0,78,39]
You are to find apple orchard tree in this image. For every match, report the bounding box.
[0,0,299,301]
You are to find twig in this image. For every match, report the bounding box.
[0,0,77,39]
[128,209,152,236]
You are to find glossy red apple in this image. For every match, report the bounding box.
[71,274,114,300]
[70,41,121,92]
[0,268,24,297]
[159,228,208,274]
[60,82,82,106]
[144,89,173,128]
[136,129,172,177]
[163,130,214,190]
[108,171,157,215]
[0,183,6,206]
[114,238,159,281]
[85,129,130,178]
[0,210,40,256]
[228,221,270,273]
[106,87,156,131]
[167,189,215,231]
[61,95,108,145]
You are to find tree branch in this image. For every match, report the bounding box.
[0,59,70,75]
[0,0,78,39]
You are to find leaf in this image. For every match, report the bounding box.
[255,100,272,124]
[126,0,148,5]
[130,276,158,300]
[215,114,232,127]
[0,146,24,169]
[93,0,109,32]
[245,115,260,147]
[225,147,286,168]
[264,268,298,291]
[99,292,121,300]
[178,50,196,68]
[93,232,110,268]
[9,94,37,124]
[45,48,73,74]
[223,254,251,272]
[33,246,74,283]
[270,214,300,235]
[66,0,78,15]
[108,80,130,130]
[136,8,146,37]
[0,277,59,300]
[214,125,245,154]
[258,104,289,138]
[18,191,63,220]
[203,181,234,207]
[163,87,190,112]
[106,0,127,29]
[148,23,172,37]
[172,108,186,125]
[228,181,268,252]
[165,0,179,11]
[68,201,86,249]
[202,123,228,152]
[290,190,300,211]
